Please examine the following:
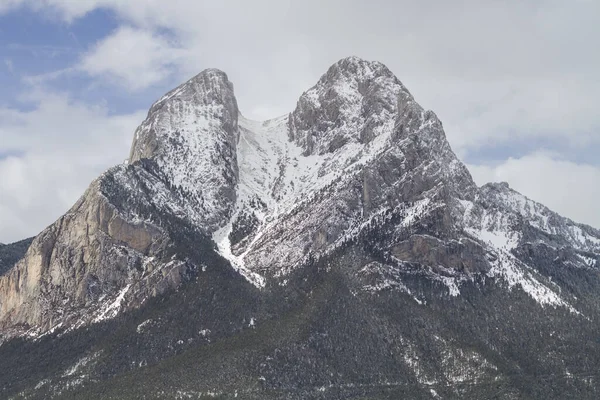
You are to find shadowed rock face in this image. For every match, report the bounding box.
[1,57,600,400]
[0,238,33,277]
[391,235,491,275]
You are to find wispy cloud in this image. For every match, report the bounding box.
[21,67,75,86]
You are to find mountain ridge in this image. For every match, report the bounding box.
[1,55,599,336]
[1,56,600,399]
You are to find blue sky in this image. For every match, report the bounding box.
[0,0,599,242]
[0,8,161,115]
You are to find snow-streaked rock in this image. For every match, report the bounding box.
[1,56,599,341]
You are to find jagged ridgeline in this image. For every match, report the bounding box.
[1,57,600,399]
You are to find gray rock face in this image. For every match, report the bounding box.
[0,172,178,334]
[0,56,599,351]
[288,56,409,155]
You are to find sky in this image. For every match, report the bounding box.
[0,0,599,243]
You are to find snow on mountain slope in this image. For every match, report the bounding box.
[210,58,481,282]
[460,181,600,257]
[457,181,600,310]
[129,69,240,231]
[1,57,599,340]
[212,111,395,284]
[480,182,600,252]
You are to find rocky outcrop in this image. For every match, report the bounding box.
[288,56,409,155]
[0,177,168,332]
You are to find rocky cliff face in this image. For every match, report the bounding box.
[1,57,600,399]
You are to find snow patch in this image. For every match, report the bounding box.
[136,319,153,334]
[93,284,132,323]
[487,251,579,312]
[466,227,519,251]
[577,254,597,267]
[212,223,266,288]
[439,276,461,297]
[357,262,424,304]
[62,352,101,377]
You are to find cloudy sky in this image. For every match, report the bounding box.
[0,0,598,243]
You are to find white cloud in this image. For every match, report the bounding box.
[0,0,24,13]
[0,92,144,243]
[78,26,189,91]
[414,77,600,158]
[468,152,600,229]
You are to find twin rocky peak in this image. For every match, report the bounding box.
[1,56,599,339]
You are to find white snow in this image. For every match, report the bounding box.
[93,284,131,323]
[136,319,153,334]
[483,184,600,253]
[570,226,600,248]
[487,251,579,312]
[357,262,424,304]
[577,254,597,267]
[394,198,433,229]
[439,276,461,297]
[235,114,394,220]
[213,111,401,278]
[35,379,49,390]
[466,227,519,251]
[62,352,101,378]
[212,222,266,288]
[459,184,598,311]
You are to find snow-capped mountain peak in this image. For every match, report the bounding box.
[289,56,411,156]
[129,68,240,231]
[1,57,598,344]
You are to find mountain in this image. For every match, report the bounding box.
[1,56,600,399]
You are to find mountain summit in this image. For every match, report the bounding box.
[1,57,600,399]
